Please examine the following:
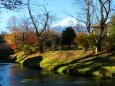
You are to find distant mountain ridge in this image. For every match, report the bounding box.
[52,17,87,32]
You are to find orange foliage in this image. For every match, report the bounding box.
[4,31,37,49]
[75,32,86,43]
[4,34,17,49]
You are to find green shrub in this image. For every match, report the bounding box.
[75,33,98,51]
[31,47,38,53]
[22,45,31,53]
[105,15,115,51]
[87,33,97,48]
[105,34,115,52]
[75,33,89,51]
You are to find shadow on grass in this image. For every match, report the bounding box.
[53,52,94,71]
[53,51,115,77]
[85,52,115,74]
[23,56,43,69]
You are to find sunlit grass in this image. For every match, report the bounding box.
[10,50,115,79]
[40,50,92,70]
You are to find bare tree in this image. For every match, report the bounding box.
[86,0,92,33]
[74,0,112,52]
[27,0,52,53]
[94,0,111,52]
[26,0,39,40]
[74,0,93,33]
[19,17,32,45]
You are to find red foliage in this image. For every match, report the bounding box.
[24,32,37,45]
[10,43,17,49]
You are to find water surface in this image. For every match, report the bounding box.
[0,63,115,86]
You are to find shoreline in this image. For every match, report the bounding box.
[10,50,115,79]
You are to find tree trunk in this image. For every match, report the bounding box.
[95,25,104,53]
[68,44,71,49]
[86,0,91,33]
[95,0,111,53]
[21,32,24,47]
[39,43,43,53]
[38,36,43,53]
[96,38,102,52]
[27,0,42,52]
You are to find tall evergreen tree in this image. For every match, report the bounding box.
[61,27,76,49]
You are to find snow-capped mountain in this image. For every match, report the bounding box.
[52,17,87,32]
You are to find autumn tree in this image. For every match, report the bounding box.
[19,17,36,45]
[7,16,21,48]
[6,16,37,50]
[0,0,23,49]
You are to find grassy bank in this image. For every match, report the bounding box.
[10,50,115,79]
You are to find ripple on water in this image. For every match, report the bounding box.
[0,63,115,86]
[0,63,9,66]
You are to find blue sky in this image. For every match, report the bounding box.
[0,0,115,33]
[0,0,76,32]
[46,0,76,19]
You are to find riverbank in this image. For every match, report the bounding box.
[10,50,115,79]
[0,49,14,63]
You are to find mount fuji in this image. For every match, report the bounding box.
[52,17,87,32]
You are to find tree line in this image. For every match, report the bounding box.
[0,0,115,53]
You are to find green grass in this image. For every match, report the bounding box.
[10,50,115,79]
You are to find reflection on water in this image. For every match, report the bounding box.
[0,63,115,86]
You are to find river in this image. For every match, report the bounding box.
[0,63,115,86]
